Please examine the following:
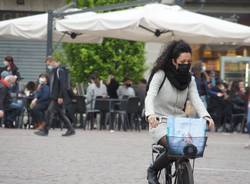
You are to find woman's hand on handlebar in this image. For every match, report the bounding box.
[203,116,215,131]
[148,115,159,128]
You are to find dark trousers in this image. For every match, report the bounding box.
[45,100,74,132]
[4,101,24,127]
[65,103,77,127]
[30,103,47,123]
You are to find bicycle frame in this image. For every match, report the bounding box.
[150,115,207,183]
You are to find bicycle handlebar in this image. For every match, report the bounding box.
[156,115,210,130]
[156,116,168,124]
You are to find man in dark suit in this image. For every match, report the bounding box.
[34,56,75,136]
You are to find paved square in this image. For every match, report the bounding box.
[0,129,249,184]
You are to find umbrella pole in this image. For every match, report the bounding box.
[47,10,53,57]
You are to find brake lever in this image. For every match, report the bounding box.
[157,116,168,124]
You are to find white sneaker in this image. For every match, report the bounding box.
[244,143,250,149]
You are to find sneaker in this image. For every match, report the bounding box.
[36,122,45,130]
[62,130,75,136]
[217,126,224,132]
[224,123,232,132]
[244,143,250,149]
[34,129,48,136]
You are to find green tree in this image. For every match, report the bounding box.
[59,0,145,83]
[66,0,129,8]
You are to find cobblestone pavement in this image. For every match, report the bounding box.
[0,128,249,184]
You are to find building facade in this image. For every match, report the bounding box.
[145,0,250,82]
[0,0,66,87]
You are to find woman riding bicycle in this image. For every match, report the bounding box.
[145,40,214,184]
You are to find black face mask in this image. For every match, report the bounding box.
[177,64,191,74]
[125,83,131,87]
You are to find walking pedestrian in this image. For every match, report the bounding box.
[34,56,75,136]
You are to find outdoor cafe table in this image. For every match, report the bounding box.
[95,98,128,129]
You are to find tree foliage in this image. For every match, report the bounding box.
[66,0,130,8]
[58,0,145,83]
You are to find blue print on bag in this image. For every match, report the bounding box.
[166,115,207,158]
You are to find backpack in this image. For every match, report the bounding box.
[56,66,71,90]
[56,66,74,98]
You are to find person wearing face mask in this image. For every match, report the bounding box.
[117,77,135,99]
[34,56,75,136]
[0,74,13,119]
[0,75,19,127]
[2,56,19,76]
[193,63,209,103]
[145,40,214,184]
[30,74,50,129]
[85,74,108,129]
[2,56,21,93]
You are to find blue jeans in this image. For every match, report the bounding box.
[5,100,24,125]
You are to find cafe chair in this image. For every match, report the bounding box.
[94,97,110,130]
[230,113,246,133]
[73,96,87,129]
[113,97,141,131]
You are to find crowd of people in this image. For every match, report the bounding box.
[0,57,72,136]
[0,56,148,134]
[1,42,249,184]
[0,53,249,135]
[193,62,249,133]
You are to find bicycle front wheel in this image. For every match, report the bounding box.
[158,166,172,184]
[175,160,194,184]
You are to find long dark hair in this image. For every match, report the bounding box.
[5,56,16,70]
[152,40,192,74]
[146,40,192,91]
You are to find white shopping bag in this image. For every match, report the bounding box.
[166,115,207,157]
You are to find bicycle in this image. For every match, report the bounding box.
[151,116,208,184]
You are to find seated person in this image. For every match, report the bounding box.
[0,74,20,128]
[207,80,228,131]
[24,81,37,98]
[2,56,21,93]
[117,77,135,99]
[30,74,50,129]
[22,81,37,123]
[0,74,12,119]
[228,80,247,132]
[86,74,108,129]
[86,74,108,109]
[106,75,119,99]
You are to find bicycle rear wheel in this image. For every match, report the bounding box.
[175,160,194,184]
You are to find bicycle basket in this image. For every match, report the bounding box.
[166,115,207,158]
